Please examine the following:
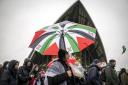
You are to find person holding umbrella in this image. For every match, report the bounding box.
[44,49,74,85]
[29,21,97,85]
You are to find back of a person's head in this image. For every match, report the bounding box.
[58,49,68,61]
[92,59,100,65]
[8,60,19,70]
[23,58,32,66]
[121,68,126,73]
[3,61,9,70]
[109,59,116,63]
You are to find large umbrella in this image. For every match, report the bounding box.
[29,21,96,55]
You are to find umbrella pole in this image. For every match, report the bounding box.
[60,32,66,50]
[28,49,35,59]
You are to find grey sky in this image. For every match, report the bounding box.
[0,0,128,70]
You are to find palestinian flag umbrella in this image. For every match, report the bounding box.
[29,21,96,55]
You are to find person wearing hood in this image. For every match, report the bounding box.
[17,58,33,85]
[86,59,102,85]
[104,59,119,85]
[118,68,128,85]
[44,49,74,85]
[2,61,9,71]
[0,60,19,85]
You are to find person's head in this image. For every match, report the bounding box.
[3,61,9,70]
[109,59,116,68]
[23,58,33,70]
[120,68,126,73]
[8,60,19,71]
[27,61,32,67]
[92,59,101,68]
[58,49,69,62]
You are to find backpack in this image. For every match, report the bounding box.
[101,68,106,82]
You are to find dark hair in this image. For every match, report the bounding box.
[58,49,68,61]
[92,59,100,65]
[3,61,9,70]
[120,68,126,73]
[109,59,116,63]
[8,60,19,70]
[23,58,32,66]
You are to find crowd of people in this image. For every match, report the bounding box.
[0,59,45,85]
[0,49,128,85]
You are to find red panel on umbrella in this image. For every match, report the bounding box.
[30,30,46,46]
[77,37,95,51]
[43,43,59,55]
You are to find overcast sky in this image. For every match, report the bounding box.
[0,0,128,70]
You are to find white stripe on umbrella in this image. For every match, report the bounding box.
[48,35,60,49]
[35,34,55,52]
[68,27,96,38]
[64,35,74,53]
[67,32,85,44]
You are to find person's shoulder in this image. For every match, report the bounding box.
[48,60,62,69]
[90,65,98,69]
[88,66,97,72]
[51,60,60,66]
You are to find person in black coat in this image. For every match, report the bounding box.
[0,60,19,85]
[17,58,33,85]
[87,59,102,85]
[2,61,9,71]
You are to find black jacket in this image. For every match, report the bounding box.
[87,65,102,85]
[0,60,18,85]
[17,59,33,85]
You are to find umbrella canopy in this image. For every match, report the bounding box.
[29,21,96,55]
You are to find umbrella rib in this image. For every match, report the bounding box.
[59,33,66,50]
[65,33,79,52]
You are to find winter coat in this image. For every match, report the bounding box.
[119,72,128,85]
[0,60,19,85]
[87,65,102,85]
[105,64,119,85]
[17,59,33,85]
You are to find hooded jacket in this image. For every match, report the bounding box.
[17,58,33,85]
[87,59,102,85]
[0,60,19,85]
[105,63,119,85]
